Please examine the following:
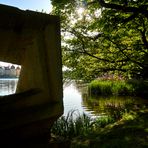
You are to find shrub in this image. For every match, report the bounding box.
[127,79,148,97]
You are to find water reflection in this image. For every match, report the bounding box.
[0,79,18,96]
[82,95,133,114]
[63,82,84,116]
[69,81,147,117]
[0,80,146,118]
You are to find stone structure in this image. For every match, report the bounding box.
[0,4,63,145]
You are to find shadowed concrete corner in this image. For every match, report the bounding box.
[0,4,63,146]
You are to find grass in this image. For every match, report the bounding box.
[88,79,148,97]
[51,99,140,139]
[50,106,148,148]
[87,110,148,148]
[50,79,148,147]
[51,110,115,139]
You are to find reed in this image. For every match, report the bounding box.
[51,110,115,139]
[88,79,148,97]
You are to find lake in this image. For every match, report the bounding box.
[0,78,18,96]
[0,79,146,117]
[63,81,147,117]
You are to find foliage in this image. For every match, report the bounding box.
[89,80,133,96]
[52,108,148,148]
[51,110,94,138]
[51,107,148,148]
[127,79,148,97]
[51,110,115,139]
[88,79,148,97]
[88,111,148,148]
[51,0,148,81]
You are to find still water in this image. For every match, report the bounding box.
[63,82,93,116]
[0,79,146,117]
[63,82,147,117]
[0,79,18,96]
[0,79,93,116]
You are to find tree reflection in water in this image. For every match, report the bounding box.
[74,81,147,118]
[1,80,147,119]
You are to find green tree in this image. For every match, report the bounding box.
[51,0,148,81]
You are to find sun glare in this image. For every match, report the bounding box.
[77,7,85,16]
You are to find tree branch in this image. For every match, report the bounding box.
[105,35,144,67]
[122,13,138,24]
[97,0,148,17]
[140,19,148,49]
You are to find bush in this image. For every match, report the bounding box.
[127,79,148,97]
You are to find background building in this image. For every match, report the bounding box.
[0,65,21,78]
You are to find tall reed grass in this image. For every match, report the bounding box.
[51,110,115,139]
[51,101,135,139]
[88,79,148,97]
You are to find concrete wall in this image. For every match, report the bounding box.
[0,4,63,142]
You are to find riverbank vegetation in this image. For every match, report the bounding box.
[89,79,148,97]
[51,107,148,147]
[50,0,148,147]
[51,110,115,139]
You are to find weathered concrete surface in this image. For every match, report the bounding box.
[0,4,63,144]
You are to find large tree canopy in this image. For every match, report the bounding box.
[51,0,148,81]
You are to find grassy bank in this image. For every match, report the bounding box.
[51,110,115,139]
[50,108,148,147]
[88,79,148,97]
[50,80,148,147]
[71,110,148,148]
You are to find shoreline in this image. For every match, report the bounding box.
[0,77,19,80]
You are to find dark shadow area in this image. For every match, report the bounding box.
[71,110,148,148]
